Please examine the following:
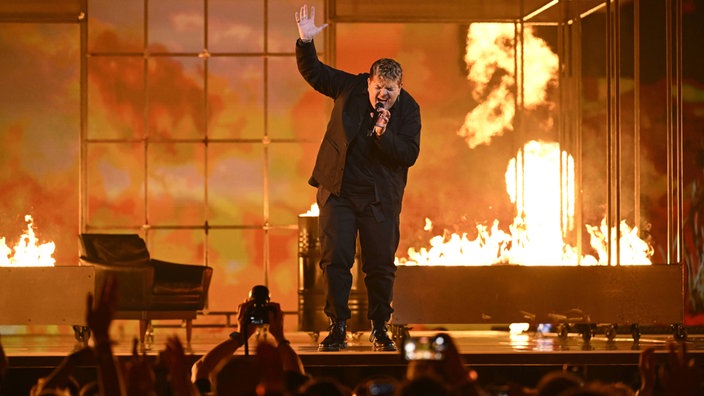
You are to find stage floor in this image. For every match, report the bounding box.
[4,326,704,370]
[3,325,704,393]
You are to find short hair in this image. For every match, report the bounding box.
[536,370,583,396]
[370,58,403,84]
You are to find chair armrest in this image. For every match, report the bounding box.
[150,260,213,308]
[81,260,154,310]
[151,259,211,286]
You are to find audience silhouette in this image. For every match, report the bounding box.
[1,281,703,396]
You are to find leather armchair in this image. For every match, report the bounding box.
[78,233,213,349]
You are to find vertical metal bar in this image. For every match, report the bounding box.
[574,15,584,265]
[633,0,641,237]
[79,0,88,233]
[203,0,210,269]
[515,11,526,226]
[675,0,683,264]
[605,0,614,265]
[263,0,271,286]
[557,0,565,242]
[557,0,571,251]
[614,0,621,265]
[506,20,521,238]
[518,4,525,150]
[665,0,673,263]
[143,0,151,241]
[515,21,524,222]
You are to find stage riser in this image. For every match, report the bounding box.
[392,265,683,325]
[0,266,94,326]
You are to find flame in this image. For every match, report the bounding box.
[458,23,558,149]
[585,219,652,265]
[301,203,319,217]
[0,215,56,267]
[397,141,653,266]
[504,140,575,265]
[397,23,653,266]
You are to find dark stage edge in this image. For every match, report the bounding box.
[3,328,704,394]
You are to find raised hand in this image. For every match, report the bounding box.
[161,336,197,395]
[87,275,118,342]
[295,4,328,42]
[266,302,285,344]
[236,299,260,340]
[660,342,704,396]
[87,276,125,396]
[638,347,656,396]
[123,338,155,396]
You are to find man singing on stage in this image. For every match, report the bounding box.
[294,4,422,352]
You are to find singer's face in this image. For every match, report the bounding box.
[368,75,401,110]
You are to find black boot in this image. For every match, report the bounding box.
[370,321,397,351]
[318,319,347,352]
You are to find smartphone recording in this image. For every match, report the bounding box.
[402,335,446,360]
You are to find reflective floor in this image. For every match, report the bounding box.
[3,324,704,394]
[3,324,703,362]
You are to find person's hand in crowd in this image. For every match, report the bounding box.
[637,347,656,396]
[405,333,483,396]
[659,341,704,396]
[256,341,286,394]
[86,275,118,343]
[266,301,286,344]
[191,290,281,393]
[266,302,306,377]
[427,332,480,391]
[123,338,155,396]
[190,335,244,391]
[161,335,199,396]
[236,299,261,340]
[434,333,473,386]
[29,346,93,395]
[85,275,125,396]
[295,4,328,42]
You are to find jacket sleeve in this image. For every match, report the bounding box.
[373,93,421,167]
[296,39,356,99]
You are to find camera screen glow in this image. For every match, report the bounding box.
[403,336,445,360]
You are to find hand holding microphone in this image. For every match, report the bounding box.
[372,102,387,126]
[371,102,390,137]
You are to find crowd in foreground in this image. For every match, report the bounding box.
[0,277,703,396]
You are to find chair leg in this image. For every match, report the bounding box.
[186,319,193,346]
[140,320,147,346]
[139,319,153,352]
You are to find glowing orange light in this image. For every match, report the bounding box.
[301,203,319,217]
[397,141,653,266]
[0,215,56,267]
[458,23,558,149]
[395,23,652,267]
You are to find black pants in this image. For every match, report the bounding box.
[318,191,399,324]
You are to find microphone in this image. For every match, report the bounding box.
[371,102,384,125]
[368,102,385,136]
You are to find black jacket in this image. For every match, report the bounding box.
[296,39,421,218]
